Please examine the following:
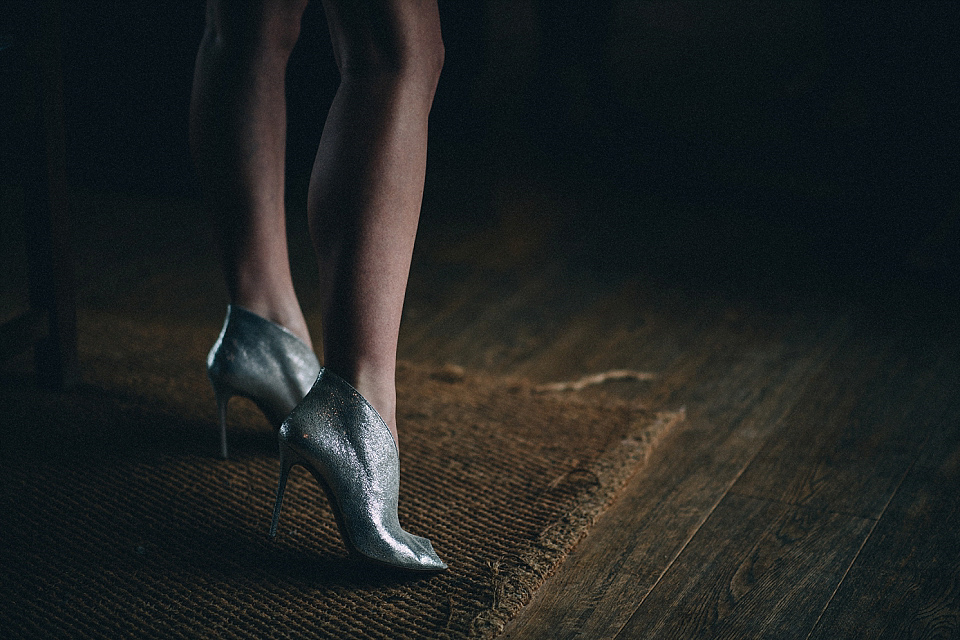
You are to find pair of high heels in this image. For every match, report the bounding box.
[207,305,446,572]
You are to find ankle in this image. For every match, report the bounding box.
[354,381,398,444]
[233,297,313,349]
[329,366,398,445]
[269,309,312,350]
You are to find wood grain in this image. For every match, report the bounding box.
[729,326,939,519]
[808,411,960,639]
[615,495,873,639]
[502,308,848,638]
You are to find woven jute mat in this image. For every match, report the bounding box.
[0,310,680,638]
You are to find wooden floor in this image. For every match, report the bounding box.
[399,185,960,638]
[492,290,960,639]
[4,182,959,638]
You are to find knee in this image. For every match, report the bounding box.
[204,0,309,57]
[333,9,445,94]
[412,32,445,91]
[265,0,311,56]
[397,33,444,94]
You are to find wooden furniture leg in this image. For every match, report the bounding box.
[0,0,78,389]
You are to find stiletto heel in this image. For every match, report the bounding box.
[269,445,297,538]
[207,305,321,459]
[214,389,230,460]
[270,368,447,572]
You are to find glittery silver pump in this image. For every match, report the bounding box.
[270,368,447,572]
[207,305,321,459]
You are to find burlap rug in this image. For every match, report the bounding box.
[0,310,679,638]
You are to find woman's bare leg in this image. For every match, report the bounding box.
[309,0,444,442]
[190,0,313,347]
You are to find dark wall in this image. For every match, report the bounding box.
[433,2,959,278]
[6,1,958,281]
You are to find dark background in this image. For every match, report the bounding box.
[4,1,960,293]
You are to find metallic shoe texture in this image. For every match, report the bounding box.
[207,305,321,459]
[270,368,448,572]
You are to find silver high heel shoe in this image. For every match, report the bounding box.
[269,368,447,572]
[207,305,321,459]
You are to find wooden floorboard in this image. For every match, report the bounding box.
[503,300,959,638]
[615,495,873,639]
[807,420,960,639]
[730,324,935,519]
[501,303,849,638]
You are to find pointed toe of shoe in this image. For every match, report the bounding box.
[416,549,448,572]
[409,536,447,571]
[395,534,447,572]
[353,530,447,572]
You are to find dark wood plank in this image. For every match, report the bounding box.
[502,311,849,638]
[614,495,873,640]
[808,411,960,639]
[729,326,948,519]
